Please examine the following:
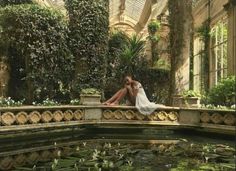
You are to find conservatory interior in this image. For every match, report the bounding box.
[0,0,235,170]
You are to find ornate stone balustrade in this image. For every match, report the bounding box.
[0,105,235,134]
[200,111,236,125]
[0,107,85,126]
[102,109,179,122]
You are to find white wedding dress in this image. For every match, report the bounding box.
[135,82,165,115]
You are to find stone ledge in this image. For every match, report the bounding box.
[0,105,180,111]
[0,105,235,136]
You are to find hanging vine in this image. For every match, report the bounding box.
[147,20,161,66]
[195,19,210,93]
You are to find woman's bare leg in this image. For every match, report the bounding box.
[127,91,135,106]
[103,88,126,105]
[126,93,135,106]
[109,88,127,105]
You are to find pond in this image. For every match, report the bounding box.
[0,128,235,171]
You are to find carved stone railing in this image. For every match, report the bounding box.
[0,106,85,126]
[0,106,235,133]
[200,110,236,126]
[102,109,179,122]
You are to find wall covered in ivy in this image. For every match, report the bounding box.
[0,4,74,103]
[65,0,109,95]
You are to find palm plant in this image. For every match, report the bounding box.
[119,34,146,73]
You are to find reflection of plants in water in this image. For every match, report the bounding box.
[13,141,235,171]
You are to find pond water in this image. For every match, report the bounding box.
[0,128,235,171]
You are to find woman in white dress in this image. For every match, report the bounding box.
[103,75,165,115]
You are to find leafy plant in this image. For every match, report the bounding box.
[201,104,235,110]
[182,90,201,98]
[148,20,160,66]
[81,88,101,95]
[33,98,59,106]
[119,34,146,73]
[148,20,161,35]
[0,97,24,107]
[70,99,80,105]
[207,76,235,106]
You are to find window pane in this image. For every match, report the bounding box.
[210,17,228,87]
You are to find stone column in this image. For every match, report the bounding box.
[168,0,193,100]
[225,0,236,75]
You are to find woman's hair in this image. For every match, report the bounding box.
[122,74,133,84]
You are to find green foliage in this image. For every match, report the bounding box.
[70,99,80,105]
[105,30,169,104]
[105,31,148,99]
[119,34,146,73]
[34,98,60,106]
[148,20,160,35]
[106,29,129,81]
[14,141,235,171]
[200,104,235,110]
[194,20,211,92]
[0,0,32,7]
[196,23,210,41]
[108,29,129,60]
[0,33,9,56]
[0,4,74,103]
[147,20,160,66]
[65,0,109,94]
[154,59,171,70]
[182,90,201,98]
[0,97,24,107]
[134,68,170,104]
[207,76,236,106]
[81,88,101,95]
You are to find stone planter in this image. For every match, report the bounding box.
[173,95,200,108]
[80,94,101,105]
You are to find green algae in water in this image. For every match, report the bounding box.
[11,141,235,171]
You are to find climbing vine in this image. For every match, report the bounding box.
[168,0,193,104]
[0,4,74,103]
[65,0,109,94]
[147,20,161,66]
[168,0,185,103]
[195,19,210,92]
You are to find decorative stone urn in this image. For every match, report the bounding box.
[80,94,101,105]
[79,88,101,105]
[173,95,200,108]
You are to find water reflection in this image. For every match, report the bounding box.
[0,129,235,170]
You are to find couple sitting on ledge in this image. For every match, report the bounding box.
[103,75,165,115]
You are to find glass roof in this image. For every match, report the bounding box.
[124,0,146,21]
[37,0,168,33]
[42,0,147,22]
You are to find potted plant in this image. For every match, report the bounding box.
[80,88,101,105]
[173,90,201,108]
